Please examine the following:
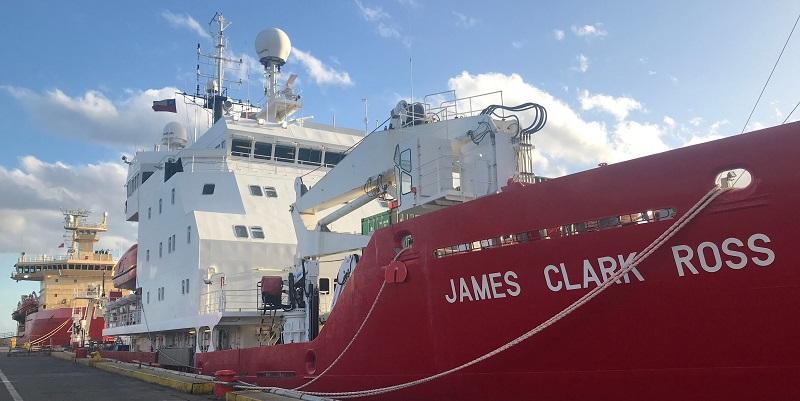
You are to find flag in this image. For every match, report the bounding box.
[58,243,64,248]
[152,99,177,113]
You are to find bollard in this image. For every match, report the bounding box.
[213,369,237,398]
[74,348,88,358]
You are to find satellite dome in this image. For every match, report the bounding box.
[162,122,188,149]
[255,28,291,66]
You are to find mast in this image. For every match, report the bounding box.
[196,12,242,123]
[214,13,226,97]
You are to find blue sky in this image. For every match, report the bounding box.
[0,0,798,332]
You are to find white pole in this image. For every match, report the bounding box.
[362,98,368,134]
[410,53,414,105]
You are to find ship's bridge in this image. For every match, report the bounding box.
[12,252,114,281]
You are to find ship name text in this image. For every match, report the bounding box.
[543,233,775,292]
[544,253,645,292]
[445,271,521,303]
[671,233,774,276]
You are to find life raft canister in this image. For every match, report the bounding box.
[260,276,283,307]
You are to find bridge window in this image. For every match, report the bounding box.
[231,138,252,157]
[254,142,272,160]
[250,226,265,239]
[202,184,215,195]
[324,151,345,167]
[249,185,263,196]
[274,144,296,163]
[264,186,278,198]
[171,188,175,204]
[298,147,322,166]
[233,225,249,238]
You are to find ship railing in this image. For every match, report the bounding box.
[200,288,263,314]
[72,289,101,300]
[104,296,143,328]
[418,90,505,123]
[16,253,114,264]
[105,308,142,328]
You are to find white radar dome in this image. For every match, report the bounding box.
[162,122,188,149]
[255,28,291,66]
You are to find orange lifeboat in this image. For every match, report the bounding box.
[111,244,137,290]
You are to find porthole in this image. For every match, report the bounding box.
[716,168,751,189]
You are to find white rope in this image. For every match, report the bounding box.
[294,247,411,390]
[248,186,727,399]
[294,281,386,390]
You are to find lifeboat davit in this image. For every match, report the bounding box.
[111,244,137,290]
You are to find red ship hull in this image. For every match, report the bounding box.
[193,123,800,400]
[21,308,104,347]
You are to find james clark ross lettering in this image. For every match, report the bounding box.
[444,233,774,302]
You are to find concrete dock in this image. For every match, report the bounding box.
[0,349,211,401]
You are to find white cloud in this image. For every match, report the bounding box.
[161,10,210,39]
[708,119,730,135]
[2,86,203,148]
[663,116,676,127]
[571,24,607,38]
[354,0,409,46]
[512,40,525,49]
[579,90,642,121]
[669,75,679,84]
[553,29,565,41]
[446,72,670,176]
[396,0,420,7]
[648,70,657,76]
[452,11,478,29]
[291,48,354,87]
[576,54,589,73]
[0,156,134,255]
[689,117,703,127]
[685,133,724,146]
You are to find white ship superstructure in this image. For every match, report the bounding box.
[104,18,384,354]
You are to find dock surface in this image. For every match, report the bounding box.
[0,350,211,401]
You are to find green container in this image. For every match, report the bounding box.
[361,211,393,235]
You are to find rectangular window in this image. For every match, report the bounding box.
[274,144,296,163]
[250,226,265,239]
[159,242,163,257]
[185,278,189,294]
[324,151,345,166]
[146,249,150,262]
[172,234,176,251]
[319,277,330,293]
[249,185,263,196]
[231,138,253,157]
[148,207,151,219]
[187,226,191,244]
[254,141,272,160]
[171,188,175,204]
[233,225,249,238]
[202,184,215,195]
[147,291,150,304]
[298,147,322,166]
[264,186,278,198]
[181,280,185,294]
[159,198,163,214]
[167,236,172,253]
[142,171,153,183]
